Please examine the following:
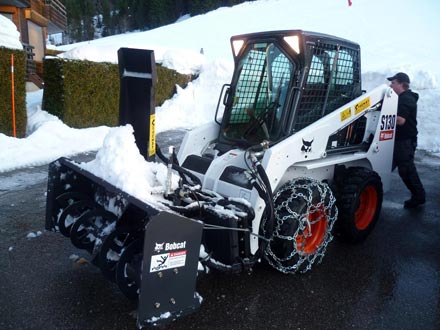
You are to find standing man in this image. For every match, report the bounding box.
[387,72,425,208]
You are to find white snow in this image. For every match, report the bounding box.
[0,0,439,177]
[147,311,172,324]
[26,231,42,239]
[0,90,111,172]
[69,254,80,261]
[79,125,179,210]
[0,15,22,50]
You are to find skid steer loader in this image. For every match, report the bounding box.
[45,30,398,327]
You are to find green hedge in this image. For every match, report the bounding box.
[42,58,194,128]
[0,47,26,137]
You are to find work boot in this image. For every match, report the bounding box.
[404,197,426,209]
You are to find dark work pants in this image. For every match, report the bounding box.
[393,139,426,201]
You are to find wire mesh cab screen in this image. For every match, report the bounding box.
[293,42,360,131]
[221,42,293,145]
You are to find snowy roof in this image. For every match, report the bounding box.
[0,14,22,50]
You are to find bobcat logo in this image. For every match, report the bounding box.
[301,138,314,153]
[154,242,164,253]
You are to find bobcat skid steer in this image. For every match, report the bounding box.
[45,30,398,327]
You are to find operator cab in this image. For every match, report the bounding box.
[214,30,362,153]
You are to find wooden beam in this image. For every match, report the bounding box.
[24,7,48,26]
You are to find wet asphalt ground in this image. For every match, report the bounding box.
[0,136,439,330]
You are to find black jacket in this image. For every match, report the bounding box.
[396,89,419,141]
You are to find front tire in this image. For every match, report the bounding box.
[264,178,338,274]
[335,167,383,243]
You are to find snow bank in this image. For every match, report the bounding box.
[155,59,233,132]
[0,91,110,173]
[0,15,22,50]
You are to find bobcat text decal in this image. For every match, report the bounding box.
[150,241,188,272]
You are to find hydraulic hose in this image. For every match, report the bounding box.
[246,148,275,248]
[255,161,274,241]
[155,143,202,187]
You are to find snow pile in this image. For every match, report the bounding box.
[0,91,110,173]
[80,125,179,208]
[155,59,233,132]
[60,43,207,75]
[0,15,22,50]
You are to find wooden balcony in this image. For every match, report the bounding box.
[43,0,66,34]
[2,0,67,33]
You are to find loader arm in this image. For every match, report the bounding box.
[261,84,398,193]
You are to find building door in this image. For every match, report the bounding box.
[28,20,44,61]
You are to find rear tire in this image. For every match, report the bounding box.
[335,167,383,243]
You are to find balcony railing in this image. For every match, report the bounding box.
[16,0,66,32]
[43,0,67,33]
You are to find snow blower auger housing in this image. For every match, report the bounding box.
[45,30,398,326]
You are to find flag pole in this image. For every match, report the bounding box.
[11,53,17,137]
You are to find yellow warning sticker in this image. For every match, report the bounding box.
[354,97,371,115]
[340,107,351,121]
[149,114,156,157]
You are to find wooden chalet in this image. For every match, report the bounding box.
[0,0,67,89]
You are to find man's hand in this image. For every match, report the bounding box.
[396,115,406,126]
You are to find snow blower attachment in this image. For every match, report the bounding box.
[45,48,206,325]
[46,30,399,326]
[45,157,204,325]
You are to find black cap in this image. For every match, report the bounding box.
[387,72,410,83]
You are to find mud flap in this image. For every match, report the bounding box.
[137,212,203,327]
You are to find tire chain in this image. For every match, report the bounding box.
[264,178,338,274]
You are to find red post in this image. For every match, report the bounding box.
[11,53,16,138]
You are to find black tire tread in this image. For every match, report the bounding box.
[335,167,383,243]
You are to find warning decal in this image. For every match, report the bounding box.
[150,250,187,272]
[149,114,156,157]
[340,107,351,121]
[354,97,370,115]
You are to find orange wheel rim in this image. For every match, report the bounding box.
[354,185,377,230]
[295,208,327,255]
